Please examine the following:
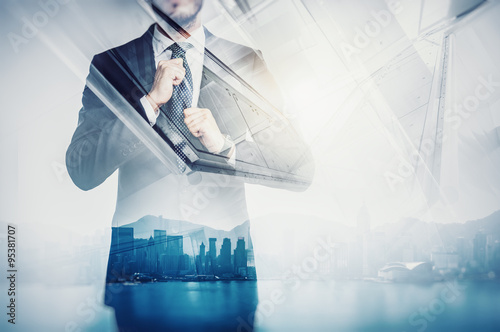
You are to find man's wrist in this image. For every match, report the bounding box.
[146,93,162,111]
[140,95,160,126]
[218,134,234,156]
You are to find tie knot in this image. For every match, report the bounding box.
[168,42,193,59]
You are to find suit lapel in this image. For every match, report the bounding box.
[115,24,156,94]
[135,25,156,92]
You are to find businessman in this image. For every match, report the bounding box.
[66,0,313,330]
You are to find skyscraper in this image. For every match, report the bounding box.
[108,227,135,280]
[153,229,167,273]
[209,238,217,259]
[234,237,247,275]
[332,242,349,278]
[147,235,157,273]
[220,238,232,274]
[165,235,183,275]
[456,237,467,267]
[167,235,183,255]
[208,238,217,274]
[154,229,167,250]
[357,201,371,234]
[364,232,387,277]
[348,239,363,278]
[473,231,487,271]
[111,227,134,254]
[490,240,500,273]
[198,242,206,274]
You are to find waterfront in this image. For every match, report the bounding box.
[13,279,500,331]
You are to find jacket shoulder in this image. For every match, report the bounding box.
[91,25,154,68]
[204,28,263,67]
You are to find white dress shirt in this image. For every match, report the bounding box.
[140,24,205,125]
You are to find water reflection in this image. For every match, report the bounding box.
[105,280,500,332]
[106,281,258,331]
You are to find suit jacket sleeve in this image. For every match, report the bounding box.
[66,54,148,191]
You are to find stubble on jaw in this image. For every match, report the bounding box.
[155,0,203,31]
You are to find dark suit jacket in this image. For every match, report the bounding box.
[66,24,313,228]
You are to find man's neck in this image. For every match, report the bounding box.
[156,17,202,42]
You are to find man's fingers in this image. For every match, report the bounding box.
[190,129,203,137]
[158,58,183,67]
[168,67,185,85]
[184,111,208,126]
[184,107,209,117]
[183,108,215,138]
[148,59,187,105]
[170,64,186,75]
[165,61,185,75]
[186,118,207,134]
[172,76,183,85]
[186,121,204,137]
[171,58,183,65]
[158,59,185,78]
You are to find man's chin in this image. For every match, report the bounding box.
[153,1,202,30]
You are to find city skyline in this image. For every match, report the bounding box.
[104,210,500,283]
[106,216,256,282]
[11,209,500,285]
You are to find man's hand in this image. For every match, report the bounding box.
[147,58,186,110]
[184,108,226,153]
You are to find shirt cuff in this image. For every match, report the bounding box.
[227,145,236,167]
[140,95,159,126]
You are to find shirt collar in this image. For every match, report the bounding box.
[152,24,205,56]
